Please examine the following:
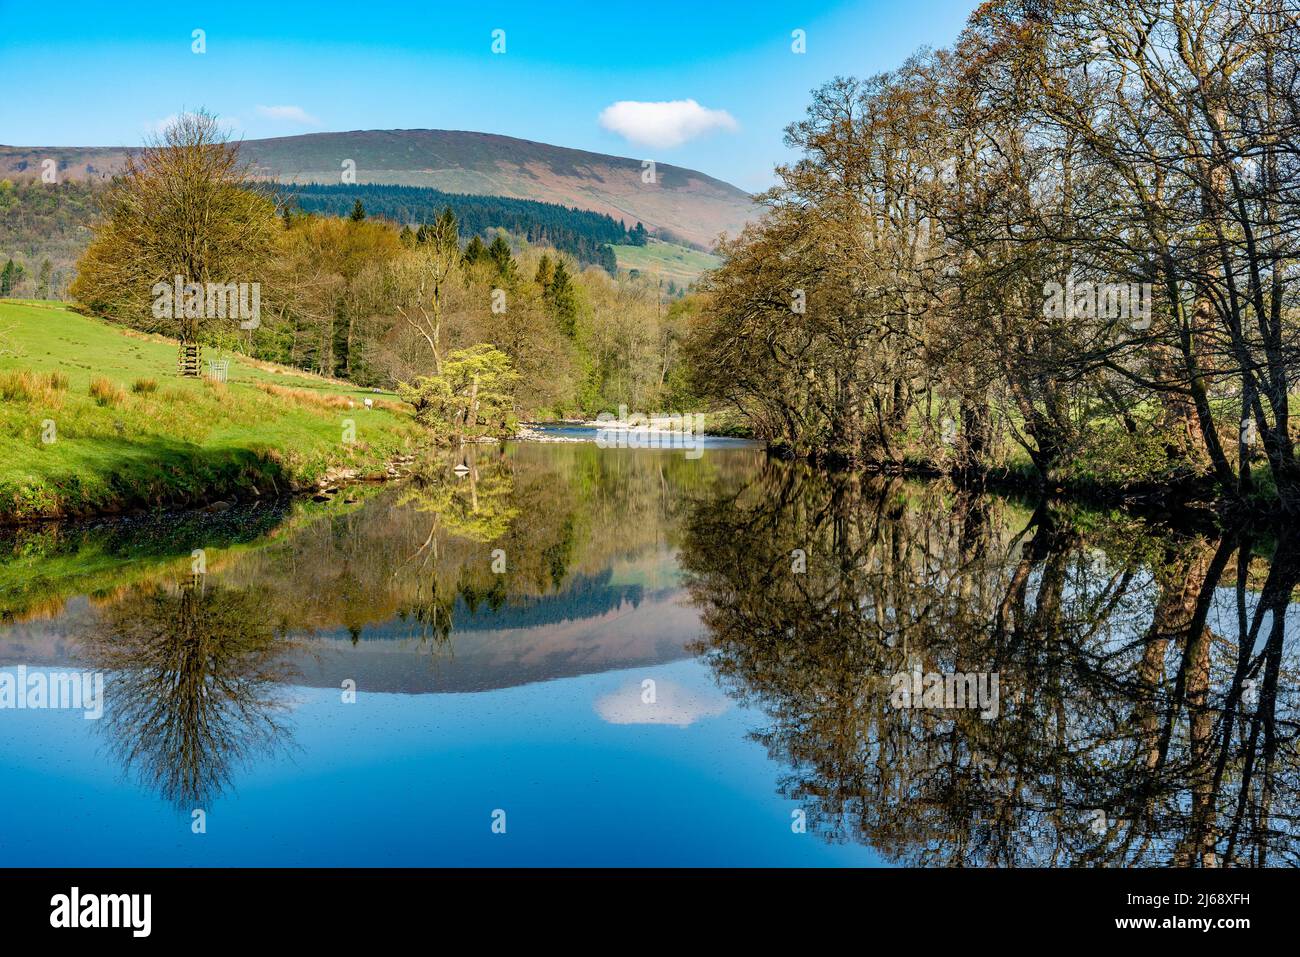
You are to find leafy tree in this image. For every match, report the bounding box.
[388,212,461,374]
[397,344,520,440]
[273,213,403,380]
[69,111,279,353]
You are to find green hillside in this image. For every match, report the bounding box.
[0,129,756,249]
[612,239,721,286]
[0,299,421,522]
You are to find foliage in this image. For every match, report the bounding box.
[69,111,281,346]
[398,344,519,440]
[288,182,627,273]
[0,178,98,300]
[687,1,1300,508]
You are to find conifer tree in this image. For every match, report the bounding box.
[487,233,515,281]
[549,259,578,337]
[462,235,488,266]
[535,253,554,290]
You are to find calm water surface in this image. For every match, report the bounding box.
[1,436,1296,866]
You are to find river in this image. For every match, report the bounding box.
[0,435,1295,866]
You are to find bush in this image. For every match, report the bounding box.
[89,377,126,407]
[1,369,65,403]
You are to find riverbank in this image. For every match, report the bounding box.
[0,300,425,523]
[759,438,1277,527]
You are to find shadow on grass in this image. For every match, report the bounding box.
[2,434,300,523]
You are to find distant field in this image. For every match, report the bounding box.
[611,239,721,286]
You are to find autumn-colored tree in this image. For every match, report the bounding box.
[71,111,279,355]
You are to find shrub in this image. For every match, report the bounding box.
[1,370,39,402]
[1,369,65,403]
[89,377,126,407]
[397,344,518,440]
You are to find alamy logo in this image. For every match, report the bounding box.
[1042,274,1152,329]
[151,276,261,329]
[50,887,151,937]
[889,670,1000,719]
[0,666,104,719]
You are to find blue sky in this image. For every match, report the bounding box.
[0,0,975,192]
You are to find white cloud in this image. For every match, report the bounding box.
[255,104,321,126]
[146,114,179,135]
[594,680,729,727]
[598,99,738,149]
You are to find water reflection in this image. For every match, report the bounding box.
[1,443,1297,865]
[679,460,1300,866]
[79,574,297,808]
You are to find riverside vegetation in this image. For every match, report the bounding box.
[5,0,1299,522]
[684,1,1300,514]
[0,113,704,521]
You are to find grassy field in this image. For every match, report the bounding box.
[611,239,721,286]
[0,299,423,522]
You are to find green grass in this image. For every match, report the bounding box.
[0,299,424,522]
[611,239,720,285]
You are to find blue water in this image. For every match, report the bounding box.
[5,443,875,866]
[7,440,1285,867]
[0,660,878,866]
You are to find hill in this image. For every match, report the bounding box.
[0,129,755,250]
[0,180,96,298]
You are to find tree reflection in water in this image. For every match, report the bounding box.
[79,574,297,809]
[680,459,1300,866]
[394,445,519,648]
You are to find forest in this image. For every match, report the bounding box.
[685,0,1300,511]
[287,182,644,273]
[66,113,698,423]
[0,179,98,299]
